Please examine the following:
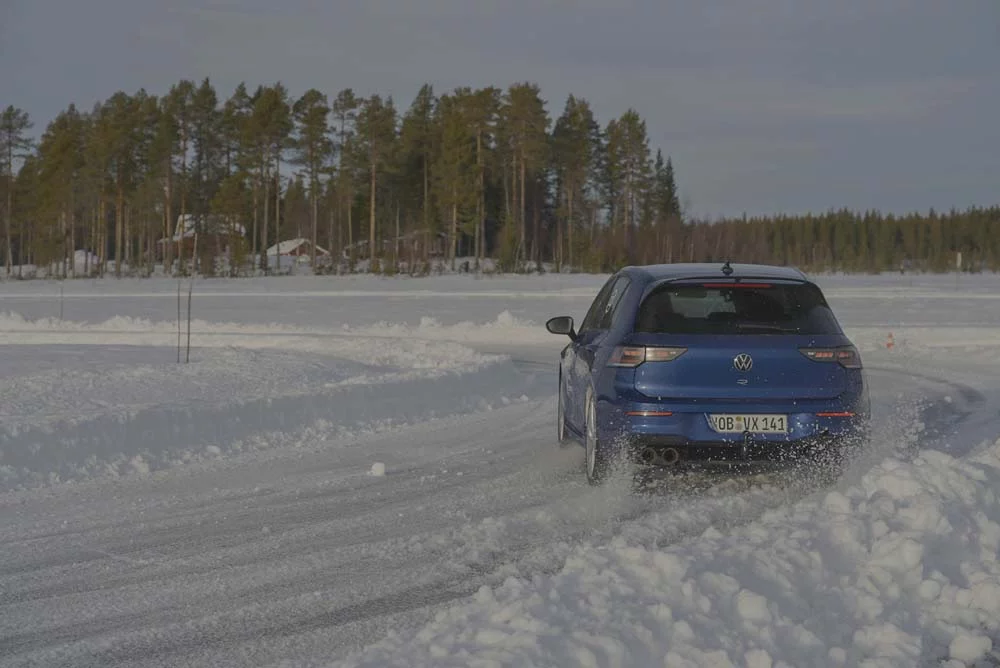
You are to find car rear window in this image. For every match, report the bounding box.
[634,282,843,335]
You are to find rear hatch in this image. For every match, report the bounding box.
[629,333,851,401]
[625,279,856,402]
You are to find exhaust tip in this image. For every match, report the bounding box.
[661,447,680,465]
[639,447,657,464]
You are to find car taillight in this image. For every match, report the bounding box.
[608,346,687,367]
[799,346,862,369]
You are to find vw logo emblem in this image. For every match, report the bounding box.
[733,353,753,372]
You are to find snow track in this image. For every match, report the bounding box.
[1,359,992,667]
[2,274,1000,667]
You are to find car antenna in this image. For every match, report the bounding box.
[722,260,733,276]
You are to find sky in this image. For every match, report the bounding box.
[1,0,998,218]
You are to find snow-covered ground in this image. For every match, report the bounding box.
[2,271,1000,667]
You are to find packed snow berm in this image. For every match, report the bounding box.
[2,271,1000,667]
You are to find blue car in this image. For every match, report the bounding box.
[546,262,870,484]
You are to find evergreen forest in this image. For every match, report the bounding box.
[1,80,997,278]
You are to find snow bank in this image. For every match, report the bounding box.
[0,309,553,354]
[345,311,552,347]
[0,345,544,492]
[0,311,559,492]
[338,438,1000,667]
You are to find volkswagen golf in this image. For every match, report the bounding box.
[546,262,870,484]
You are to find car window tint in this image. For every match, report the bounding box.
[635,282,842,335]
[597,277,631,330]
[580,276,617,332]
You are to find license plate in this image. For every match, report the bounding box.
[710,414,787,434]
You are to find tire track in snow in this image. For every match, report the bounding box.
[2,362,993,666]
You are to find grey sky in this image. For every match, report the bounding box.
[2,0,997,218]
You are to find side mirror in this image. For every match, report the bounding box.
[546,316,577,340]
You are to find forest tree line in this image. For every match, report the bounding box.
[1,81,997,279]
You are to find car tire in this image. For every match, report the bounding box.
[556,373,570,447]
[584,388,611,485]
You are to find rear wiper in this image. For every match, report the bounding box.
[736,323,800,333]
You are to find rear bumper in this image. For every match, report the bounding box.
[599,398,869,468]
[625,431,863,470]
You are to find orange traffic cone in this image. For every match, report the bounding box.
[886,332,895,350]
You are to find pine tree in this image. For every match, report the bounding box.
[149,96,178,272]
[190,79,223,269]
[552,95,596,271]
[166,81,195,274]
[292,89,331,268]
[499,83,550,268]
[220,84,255,272]
[397,84,437,264]
[604,109,651,265]
[221,83,252,178]
[1,106,34,275]
[331,89,360,261]
[433,91,477,268]
[249,84,292,273]
[36,106,84,273]
[354,94,397,266]
[13,155,40,272]
[466,87,500,266]
[651,150,681,261]
[131,92,163,275]
[96,91,145,277]
[80,104,111,276]
[211,172,251,276]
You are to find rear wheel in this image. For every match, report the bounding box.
[584,389,611,485]
[556,372,570,446]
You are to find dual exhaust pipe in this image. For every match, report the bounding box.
[639,446,681,466]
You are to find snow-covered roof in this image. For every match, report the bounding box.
[173,214,247,241]
[266,238,330,256]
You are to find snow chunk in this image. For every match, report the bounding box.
[369,462,386,477]
[949,634,991,663]
[734,589,772,625]
[744,648,773,668]
[339,434,1000,667]
[128,455,150,477]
